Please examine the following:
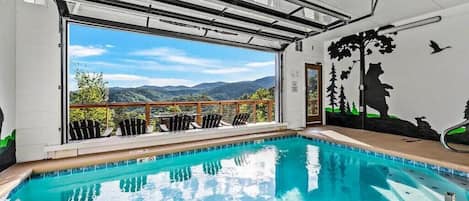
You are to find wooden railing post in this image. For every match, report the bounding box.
[105,106,109,128]
[218,102,223,115]
[235,102,240,114]
[267,100,273,122]
[145,103,151,126]
[252,102,257,123]
[197,103,202,125]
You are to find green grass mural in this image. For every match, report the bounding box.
[0,130,15,148]
[448,127,466,135]
[325,107,397,119]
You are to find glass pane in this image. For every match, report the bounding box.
[307,68,319,116]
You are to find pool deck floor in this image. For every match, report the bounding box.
[300,126,469,173]
[2,126,469,198]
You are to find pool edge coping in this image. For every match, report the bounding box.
[298,132,469,176]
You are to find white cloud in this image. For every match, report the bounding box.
[105,44,115,48]
[202,68,251,74]
[103,74,196,87]
[246,61,275,68]
[133,47,217,66]
[69,45,107,58]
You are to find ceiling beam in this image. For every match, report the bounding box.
[203,0,325,32]
[151,0,307,38]
[285,0,351,22]
[68,15,281,52]
[76,0,296,42]
[55,0,70,16]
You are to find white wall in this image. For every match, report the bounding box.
[0,0,17,139]
[323,3,469,133]
[282,1,469,130]
[282,39,324,129]
[15,0,61,162]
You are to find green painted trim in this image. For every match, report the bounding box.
[0,130,15,148]
[448,127,466,136]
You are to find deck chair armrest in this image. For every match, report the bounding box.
[115,128,122,136]
[159,124,169,132]
[146,125,153,133]
[101,128,113,137]
[191,122,202,129]
[220,120,231,126]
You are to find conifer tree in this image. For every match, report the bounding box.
[352,102,358,114]
[339,85,347,114]
[346,101,351,114]
[465,99,469,120]
[326,63,338,111]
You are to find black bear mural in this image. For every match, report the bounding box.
[324,28,466,144]
[364,63,393,119]
[0,106,16,172]
[328,28,396,126]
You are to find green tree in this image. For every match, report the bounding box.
[352,102,358,114]
[240,87,275,122]
[70,70,112,127]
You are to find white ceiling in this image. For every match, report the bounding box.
[60,0,469,51]
[310,0,469,41]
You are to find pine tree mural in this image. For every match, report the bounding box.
[339,85,347,114]
[327,63,338,111]
[465,99,469,120]
[346,101,351,114]
[352,102,358,114]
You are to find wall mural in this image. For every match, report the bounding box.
[0,106,16,171]
[429,40,451,54]
[326,28,469,144]
[0,107,3,138]
[328,27,397,128]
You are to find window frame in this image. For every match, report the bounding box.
[60,20,283,144]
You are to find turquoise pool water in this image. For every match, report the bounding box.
[7,137,469,201]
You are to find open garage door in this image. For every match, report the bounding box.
[55,0,378,52]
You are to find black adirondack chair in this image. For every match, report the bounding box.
[118,118,147,136]
[221,113,251,126]
[69,120,112,141]
[191,114,223,129]
[159,114,193,132]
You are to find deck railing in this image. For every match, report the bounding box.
[70,99,274,127]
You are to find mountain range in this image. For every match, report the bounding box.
[108,76,275,102]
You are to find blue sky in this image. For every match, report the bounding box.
[69,23,275,89]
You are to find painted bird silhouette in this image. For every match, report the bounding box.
[429,40,451,54]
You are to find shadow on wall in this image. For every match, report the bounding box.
[326,28,469,145]
[0,106,16,172]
